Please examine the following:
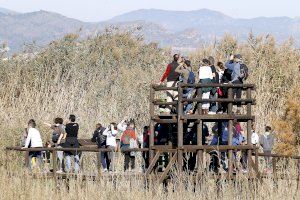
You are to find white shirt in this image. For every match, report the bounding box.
[24,127,43,148]
[103,128,118,147]
[117,121,127,132]
[251,131,259,145]
[199,66,213,80]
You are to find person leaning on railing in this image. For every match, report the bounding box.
[198,58,215,115]
[91,123,108,172]
[63,115,80,173]
[159,54,180,114]
[118,118,137,172]
[102,123,118,172]
[43,117,65,173]
[22,119,43,170]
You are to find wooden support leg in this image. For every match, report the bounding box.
[52,150,57,184]
[146,151,161,176]
[97,151,102,176]
[159,152,178,183]
[197,120,203,174]
[25,151,29,168]
[249,157,262,183]
[228,120,233,178]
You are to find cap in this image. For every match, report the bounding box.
[234,54,242,59]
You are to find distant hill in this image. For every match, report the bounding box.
[109,9,300,43]
[0,7,19,15]
[0,8,300,54]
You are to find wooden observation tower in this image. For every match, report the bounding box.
[147,83,260,181]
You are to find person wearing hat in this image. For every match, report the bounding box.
[225,54,245,114]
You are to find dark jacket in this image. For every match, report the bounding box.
[167,61,180,82]
[91,127,106,148]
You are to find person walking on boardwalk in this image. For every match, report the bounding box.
[43,117,65,173]
[118,118,138,171]
[159,54,180,113]
[260,126,275,173]
[23,119,43,170]
[91,123,109,172]
[63,114,80,173]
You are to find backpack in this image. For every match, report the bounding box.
[240,64,249,80]
[52,133,59,143]
[187,70,195,84]
[97,128,106,146]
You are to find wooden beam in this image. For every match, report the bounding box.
[145,151,161,176]
[182,114,254,120]
[249,157,262,183]
[177,84,184,172]
[159,152,178,183]
[180,83,255,88]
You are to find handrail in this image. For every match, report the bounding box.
[5,146,149,152]
[5,146,300,160]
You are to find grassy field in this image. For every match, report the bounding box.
[0,31,299,199]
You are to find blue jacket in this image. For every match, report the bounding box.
[225,60,241,82]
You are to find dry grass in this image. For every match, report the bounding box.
[0,31,300,199]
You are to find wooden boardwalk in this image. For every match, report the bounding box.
[4,83,300,185]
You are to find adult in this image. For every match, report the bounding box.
[44,117,65,173]
[118,119,137,171]
[260,126,275,173]
[103,123,118,172]
[159,54,180,113]
[23,119,43,170]
[208,56,218,114]
[198,59,214,114]
[216,62,227,113]
[91,123,108,172]
[64,114,80,173]
[225,54,248,114]
[175,59,195,114]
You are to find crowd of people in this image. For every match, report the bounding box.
[159,53,249,114]
[21,53,275,174]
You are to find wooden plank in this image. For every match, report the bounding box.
[152,86,178,91]
[182,98,255,104]
[153,101,177,106]
[145,151,161,176]
[180,83,255,88]
[249,157,262,183]
[159,152,178,183]
[149,85,155,161]
[177,84,183,172]
[182,114,254,120]
[25,151,29,168]
[151,118,177,124]
[181,145,257,150]
[228,120,233,178]
[52,150,57,181]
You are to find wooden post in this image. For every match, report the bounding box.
[177,84,183,172]
[227,87,233,178]
[196,87,203,173]
[246,88,253,176]
[52,150,57,181]
[149,85,155,162]
[25,150,29,168]
[97,150,102,176]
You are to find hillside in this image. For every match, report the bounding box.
[0,10,97,52]
[1,8,300,53]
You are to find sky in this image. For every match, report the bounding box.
[0,0,299,22]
